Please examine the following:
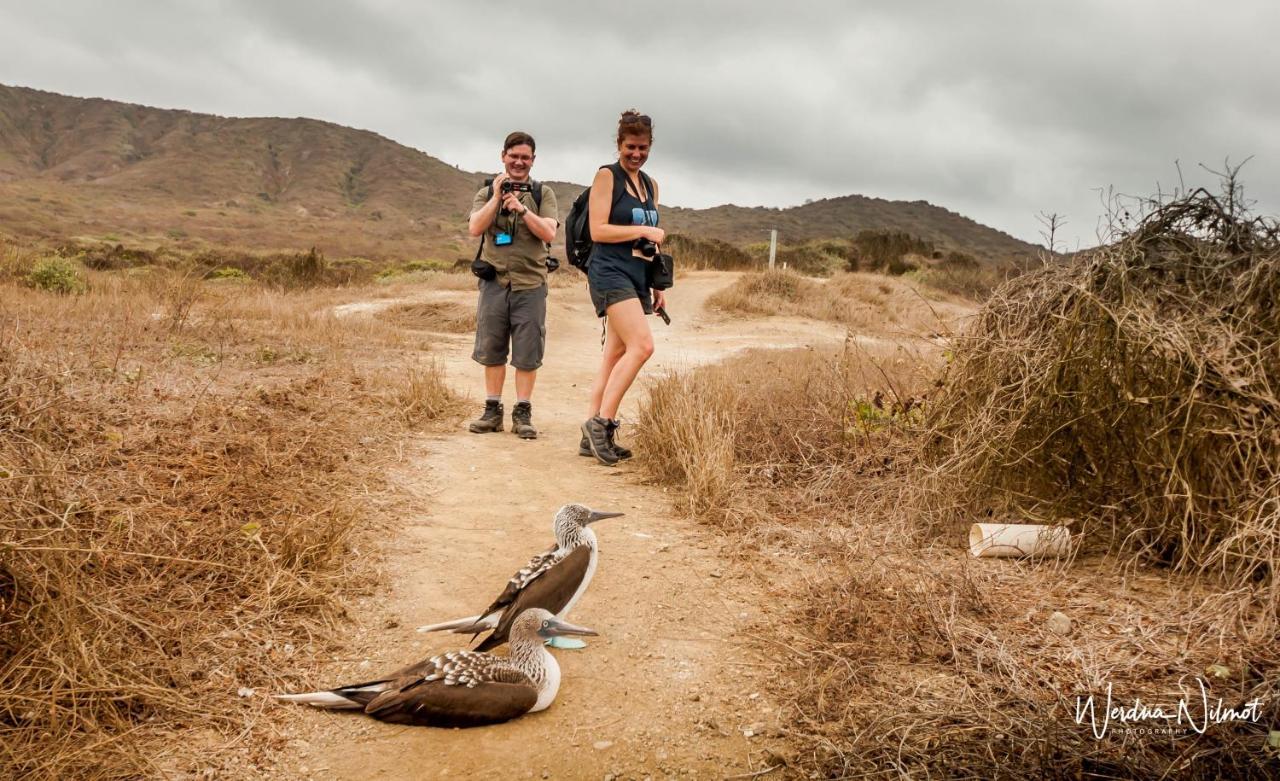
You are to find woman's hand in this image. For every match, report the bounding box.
[645,227,666,244]
[653,289,667,311]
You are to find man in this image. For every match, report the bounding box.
[466,131,559,439]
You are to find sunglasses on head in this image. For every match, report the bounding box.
[624,114,652,127]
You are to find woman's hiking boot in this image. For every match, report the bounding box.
[467,400,504,433]
[580,416,619,465]
[579,419,632,460]
[511,401,538,439]
[605,419,632,459]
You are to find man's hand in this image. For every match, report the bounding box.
[491,172,509,202]
[501,191,527,214]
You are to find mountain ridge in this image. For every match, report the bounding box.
[0,83,1039,262]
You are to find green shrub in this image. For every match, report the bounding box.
[850,230,935,273]
[208,267,249,280]
[26,257,87,294]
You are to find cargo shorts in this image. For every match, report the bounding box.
[472,279,547,371]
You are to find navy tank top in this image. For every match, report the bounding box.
[588,163,658,268]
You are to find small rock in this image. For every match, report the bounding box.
[1046,611,1072,636]
[709,571,722,579]
[593,740,614,751]
[236,687,255,698]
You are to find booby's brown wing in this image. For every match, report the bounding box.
[474,544,592,652]
[362,651,537,727]
[471,545,563,625]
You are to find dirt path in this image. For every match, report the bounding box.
[277,272,847,780]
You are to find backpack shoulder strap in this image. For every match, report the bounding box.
[602,163,628,208]
[638,170,655,206]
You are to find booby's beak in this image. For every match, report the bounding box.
[586,510,624,524]
[538,617,598,639]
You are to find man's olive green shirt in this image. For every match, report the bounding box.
[470,183,559,291]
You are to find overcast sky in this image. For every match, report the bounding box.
[2,1,1277,248]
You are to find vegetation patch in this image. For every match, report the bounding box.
[921,185,1280,594]
[706,267,973,336]
[0,264,462,778]
[24,256,87,294]
[639,186,1279,777]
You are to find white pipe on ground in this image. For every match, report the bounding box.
[968,523,1072,558]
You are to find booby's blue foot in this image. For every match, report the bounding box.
[545,636,587,650]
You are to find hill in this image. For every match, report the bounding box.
[0,84,1039,263]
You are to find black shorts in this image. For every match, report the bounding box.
[472,279,547,371]
[587,258,652,318]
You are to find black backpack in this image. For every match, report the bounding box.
[565,164,653,273]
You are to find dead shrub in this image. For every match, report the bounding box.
[919,185,1280,607]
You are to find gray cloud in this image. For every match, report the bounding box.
[1,0,1276,246]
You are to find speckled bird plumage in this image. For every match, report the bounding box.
[416,504,621,650]
[276,609,594,727]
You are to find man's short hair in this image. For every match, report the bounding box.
[503,131,536,153]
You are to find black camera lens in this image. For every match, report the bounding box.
[633,238,657,258]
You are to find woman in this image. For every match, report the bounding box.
[579,110,665,466]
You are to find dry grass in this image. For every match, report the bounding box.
[378,300,477,334]
[706,268,973,337]
[0,245,463,779]
[637,187,1280,777]
[635,340,933,530]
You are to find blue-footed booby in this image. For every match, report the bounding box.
[416,503,622,651]
[275,609,595,726]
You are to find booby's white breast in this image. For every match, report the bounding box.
[530,647,561,712]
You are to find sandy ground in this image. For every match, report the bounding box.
[274,272,848,780]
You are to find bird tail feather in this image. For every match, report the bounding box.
[416,613,497,634]
[274,690,365,709]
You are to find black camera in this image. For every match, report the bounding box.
[633,238,658,258]
[499,180,532,216]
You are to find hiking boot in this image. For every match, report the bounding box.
[579,419,632,459]
[605,419,632,459]
[580,415,619,466]
[511,401,537,440]
[468,400,504,433]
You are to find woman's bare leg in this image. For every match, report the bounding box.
[598,298,654,420]
[587,317,626,418]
